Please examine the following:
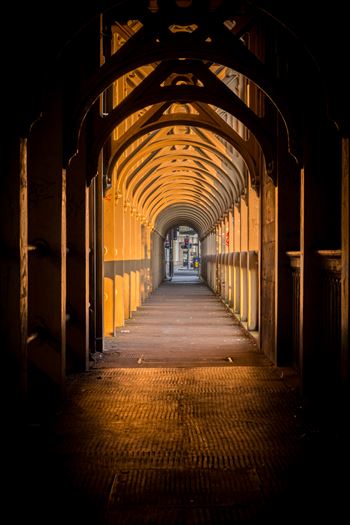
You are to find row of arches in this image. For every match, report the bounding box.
[99,6,265,340]
[1,0,349,420]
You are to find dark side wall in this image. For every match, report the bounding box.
[260,169,276,362]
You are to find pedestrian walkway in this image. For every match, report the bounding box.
[8,280,347,524]
[101,277,267,368]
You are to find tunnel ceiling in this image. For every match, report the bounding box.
[101,16,265,239]
[69,1,296,239]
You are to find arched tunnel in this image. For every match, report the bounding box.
[1,1,350,523]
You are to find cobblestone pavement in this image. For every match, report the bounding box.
[8,280,348,524]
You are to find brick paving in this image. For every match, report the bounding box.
[7,278,348,524]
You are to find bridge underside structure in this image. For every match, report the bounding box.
[1,0,349,422]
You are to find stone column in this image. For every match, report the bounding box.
[228,210,234,307]
[66,130,89,369]
[123,203,131,320]
[240,198,248,322]
[247,176,260,336]
[234,203,241,251]
[27,90,66,416]
[129,209,137,314]
[260,167,276,362]
[135,214,142,309]
[215,226,220,294]
[95,164,104,352]
[212,231,216,290]
[299,124,341,396]
[341,138,349,389]
[140,222,146,302]
[103,181,115,335]
[240,251,248,322]
[248,251,258,330]
[1,136,28,417]
[224,215,230,303]
[114,194,125,328]
[145,224,152,296]
[151,230,165,289]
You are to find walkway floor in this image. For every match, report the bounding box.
[101,274,268,368]
[6,276,348,524]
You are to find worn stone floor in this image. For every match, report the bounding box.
[4,275,349,524]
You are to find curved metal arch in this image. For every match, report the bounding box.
[157,214,209,238]
[100,1,321,87]
[155,204,212,229]
[69,20,294,166]
[92,108,258,187]
[130,167,236,207]
[104,86,266,183]
[161,218,205,236]
[135,177,232,210]
[97,64,269,163]
[144,189,222,223]
[149,196,219,227]
[138,178,229,219]
[107,119,255,190]
[155,205,212,235]
[157,206,210,227]
[117,134,244,191]
[135,179,231,223]
[151,204,217,234]
[124,149,242,187]
[124,152,243,202]
[131,171,234,213]
[163,222,202,238]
